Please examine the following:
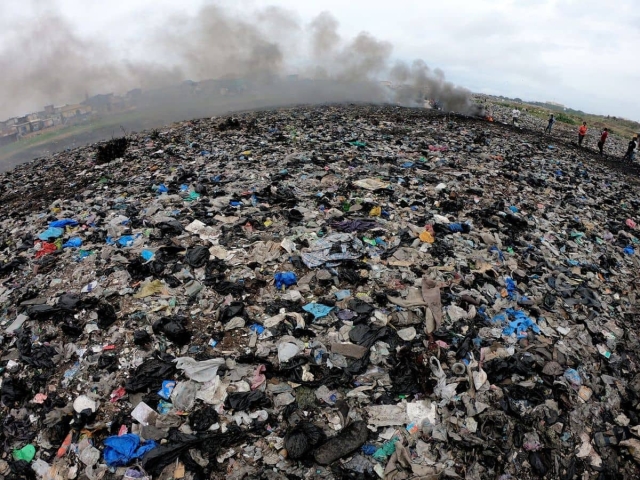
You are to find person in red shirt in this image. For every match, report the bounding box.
[578,122,587,146]
[597,128,608,156]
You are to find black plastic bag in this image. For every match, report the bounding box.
[7,460,36,480]
[1,376,31,406]
[98,353,118,372]
[0,257,27,273]
[16,328,56,369]
[60,322,83,337]
[96,301,118,329]
[96,137,128,164]
[134,329,152,346]
[285,422,326,459]
[155,245,186,263]
[185,246,210,268]
[219,302,245,323]
[157,220,184,236]
[142,429,244,476]
[313,421,369,465]
[189,405,219,431]
[153,316,191,345]
[57,292,80,311]
[26,304,61,320]
[349,324,390,349]
[125,354,176,393]
[141,431,206,475]
[225,390,270,411]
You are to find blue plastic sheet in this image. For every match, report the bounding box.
[49,219,78,228]
[302,303,334,319]
[274,272,297,289]
[106,235,139,247]
[103,434,156,467]
[489,245,505,262]
[157,380,176,400]
[334,289,351,300]
[505,277,517,298]
[563,368,582,388]
[498,309,541,338]
[157,184,168,193]
[63,238,82,248]
[141,250,154,261]
[38,227,64,241]
[250,324,265,334]
[361,444,377,455]
[157,400,172,414]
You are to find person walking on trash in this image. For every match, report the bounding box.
[544,114,555,134]
[597,128,608,156]
[622,136,637,163]
[512,108,521,126]
[578,122,587,147]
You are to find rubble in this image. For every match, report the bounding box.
[0,103,640,479]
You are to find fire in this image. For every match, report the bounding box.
[485,116,494,122]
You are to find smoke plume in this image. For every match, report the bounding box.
[0,2,481,120]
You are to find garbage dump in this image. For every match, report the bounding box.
[1,103,640,479]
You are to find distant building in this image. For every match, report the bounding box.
[0,132,18,147]
[57,104,92,120]
[83,93,114,113]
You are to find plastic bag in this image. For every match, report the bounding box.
[274,271,298,289]
[225,391,270,411]
[285,422,325,459]
[313,421,369,465]
[152,316,191,345]
[103,434,157,467]
[125,354,176,393]
[189,405,219,431]
[174,357,225,383]
[185,246,210,267]
[96,301,118,329]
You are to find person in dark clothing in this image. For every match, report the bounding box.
[544,114,555,134]
[597,128,608,156]
[623,137,637,162]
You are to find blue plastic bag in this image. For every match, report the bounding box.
[501,309,540,338]
[274,272,297,289]
[624,246,635,255]
[157,380,176,400]
[157,184,168,193]
[38,227,64,241]
[63,237,82,248]
[103,434,156,467]
[141,249,155,261]
[302,303,334,319]
[563,368,582,388]
[505,277,517,298]
[50,219,78,228]
[334,290,351,301]
[250,324,265,334]
[117,235,136,247]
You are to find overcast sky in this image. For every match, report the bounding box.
[2,0,639,120]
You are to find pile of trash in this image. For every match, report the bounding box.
[1,103,640,479]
